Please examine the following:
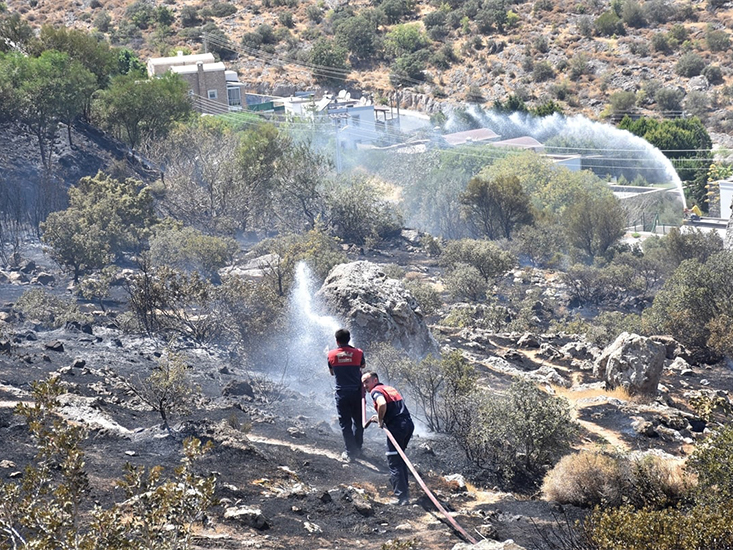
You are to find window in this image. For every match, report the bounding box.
[227,87,242,107]
[207,89,218,100]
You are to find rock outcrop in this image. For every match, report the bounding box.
[594,332,666,395]
[316,261,439,359]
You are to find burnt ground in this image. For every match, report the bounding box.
[0,324,575,550]
[2,239,733,549]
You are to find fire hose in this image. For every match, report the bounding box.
[362,398,478,545]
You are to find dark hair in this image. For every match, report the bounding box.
[335,328,351,345]
[363,371,379,382]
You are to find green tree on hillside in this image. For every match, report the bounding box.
[94,72,192,149]
[32,26,118,88]
[41,172,157,280]
[460,175,534,239]
[309,39,349,85]
[335,15,381,62]
[0,50,97,166]
[0,11,33,52]
[564,192,627,260]
[619,116,713,208]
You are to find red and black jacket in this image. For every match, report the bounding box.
[370,383,411,425]
[327,345,365,391]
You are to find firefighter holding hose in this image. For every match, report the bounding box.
[362,371,415,505]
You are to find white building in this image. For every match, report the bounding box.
[146,51,245,114]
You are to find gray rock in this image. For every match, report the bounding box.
[517,333,540,349]
[44,340,65,352]
[31,273,55,285]
[650,335,690,361]
[223,506,270,530]
[452,539,527,550]
[594,332,665,395]
[316,261,439,359]
[222,380,254,398]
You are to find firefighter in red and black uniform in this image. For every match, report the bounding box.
[362,371,415,505]
[327,328,366,462]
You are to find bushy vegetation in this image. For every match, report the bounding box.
[0,377,216,550]
[41,172,157,281]
[543,450,690,508]
[452,378,578,485]
[14,288,90,328]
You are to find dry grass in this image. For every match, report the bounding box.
[542,449,694,508]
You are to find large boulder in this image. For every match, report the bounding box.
[593,332,666,395]
[316,261,439,359]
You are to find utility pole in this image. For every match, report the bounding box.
[203,31,208,53]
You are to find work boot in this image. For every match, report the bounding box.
[340,451,353,463]
[390,496,410,506]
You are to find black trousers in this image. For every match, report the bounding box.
[335,389,363,454]
[385,416,414,499]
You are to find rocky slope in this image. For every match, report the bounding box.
[2,235,732,549]
[7,0,733,126]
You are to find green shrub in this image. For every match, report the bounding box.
[391,350,477,433]
[532,60,555,82]
[655,87,684,113]
[651,32,671,53]
[608,90,637,117]
[444,264,488,301]
[702,64,723,85]
[706,28,730,51]
[325,177,403,245]
[305,4,322,23]
[179,5,201,27]
[453,379,578,485]
[149,224,238,280]
[676,52,706,77]
[687,424,733,505]
[404,280,442,316]
[210,1,237,17]
[577,14,593,37]
[441,239,516,282]
[583,504,733,549]
[279,11,294,27]
[594,10,625,36]
[14,288,91,328]
[125,0,155,29]
[621,0,646,27]
[0,377,216,550]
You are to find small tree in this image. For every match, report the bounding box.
[441,238,517,282]
[0,377,216,549]
[309,39,348,85]
[94,72,192,149]
[452,378,578,484]
[128,350,201,430]
[41,172,157,281]
[564,192,626,260]
[460,175,534,239]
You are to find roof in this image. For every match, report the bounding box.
[491,136,544,150]
[443,128,500,146]
[170,62,226,74]
[147,52,216,66]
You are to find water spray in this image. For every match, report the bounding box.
[284,261,341,390]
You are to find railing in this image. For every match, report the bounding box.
[630,213,670,234]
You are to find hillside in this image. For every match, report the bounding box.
[2,234,733,550]
[7,0,733,126]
